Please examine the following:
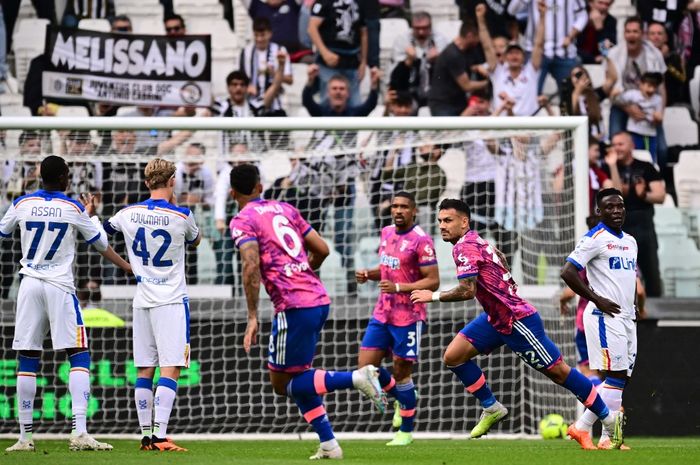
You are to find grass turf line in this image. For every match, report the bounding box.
[1,438,699,465]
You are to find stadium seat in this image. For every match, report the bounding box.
[411,0,459,22]
[12,18,49,87]
[233,0,253,46]
[78,18,111,32]
[583,64,604,88]
[131,17,165,35]
[417,106,431,117]
[116,105,139,116]
[675,150,700,209]
[663,106,699,147]
[690,65,700,120]
[632,149,654,164]
[56,106,90,117]
[0,105,32,116]
[658,236,700,297]
[434,20,462,41]
[114,0,163,18]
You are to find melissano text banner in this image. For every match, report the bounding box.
[41,25,212,106]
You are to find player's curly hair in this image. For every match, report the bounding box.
[144,158,176,190]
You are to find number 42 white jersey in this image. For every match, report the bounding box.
[105,198,200,308]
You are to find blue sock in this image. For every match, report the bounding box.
[293,394,335,442]
[378,367,399,398]
[449,361,496,408]
[562,368,609,419]
[395,381,417,433]
[588,374,603,388]
[286,369,354,397]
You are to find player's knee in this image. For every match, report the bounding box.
[18,354,41,373]
[443,349,462,367]
[271,380,288,396]
[546,361,569,385]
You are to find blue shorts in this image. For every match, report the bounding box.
[575,328,589,365]
[360,318,424,361]
[459,313,562,370]
[267,305,329,373]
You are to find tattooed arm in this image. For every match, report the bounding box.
[240,241,261,353]
[410,276,477,304]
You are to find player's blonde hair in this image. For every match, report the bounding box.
[144,158,176,190]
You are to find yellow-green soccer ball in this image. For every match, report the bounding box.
[539,414,568,439]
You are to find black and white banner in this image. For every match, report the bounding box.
[42,26,212,106]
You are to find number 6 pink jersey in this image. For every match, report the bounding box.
[230,199,330,312]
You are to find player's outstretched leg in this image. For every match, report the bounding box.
[6,353,39,452]
[151,376,188,451]
[134,377,154,450]
[67,350,113,451]
[377,368,417,446]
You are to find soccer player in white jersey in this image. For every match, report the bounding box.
[101,158,201,451]
[356,192,439,446]
[562,188,638,450]
[0,156,131,452]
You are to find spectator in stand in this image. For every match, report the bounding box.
[62,0,115,28]
[3,0,56,53]
[509,0,588,93]
[239,18,292,116]
[378,0,404,18]
[308,0,367,106]
[0,4,8,93]
[619,72,664,163]
[647,21,687,106]
[603,131,665,297]
[175,143,215,285]
[567,63,616,141]
[243,0,307,57]
[577,0,617,64]
[607,16,668,165]
[164,13,187,36]
[359,0,381,70]
[303,63,380,115]
[368,91,417,230]
[110,14,132,33]
[121,106,193,152]
[587,136,614,214]
[389,11,449,108]
[459,0,519,40]
[478,2,544,117]
[0,131,42,298]
[679,6,700,99]
[427,20,487,115]
[636,0,700,32]
[473,34,508,79]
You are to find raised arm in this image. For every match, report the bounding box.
[475,4,497,72]
[410,276,476,304]
[240,241,261,353]
[531,0,547,71]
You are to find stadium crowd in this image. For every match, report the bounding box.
[1,0,700,303]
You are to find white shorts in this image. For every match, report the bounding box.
[13,276,88,351]
[583,307,637,376]
[133,299,190,368]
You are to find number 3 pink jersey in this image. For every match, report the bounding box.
[373,224,437,326]
[230,199,330,312]
[452,230,536,334]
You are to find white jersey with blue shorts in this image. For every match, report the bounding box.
[566,222,638,375]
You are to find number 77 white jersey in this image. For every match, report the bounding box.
[105,198,200,308]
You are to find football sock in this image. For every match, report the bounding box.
[293,394,336,446]
[562,368,610,421]
[599,377,625,412]
[153,377,178,439]
[396,381,417,433]
[588,374,603,388]
[134,377,154,437]
[286,369,354,397]
[17,355,39,441]
[68,351,91,435]
[377,367,398,396]
[448,361,496,408]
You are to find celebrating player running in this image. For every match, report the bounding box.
[561,188,637,450]
[229,164,386,460]
[411,199,624,448]
[355,191,439,446]
[1,156,130,452]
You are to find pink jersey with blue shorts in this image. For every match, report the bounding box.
[230,199,330,312]
[452,230,536,334]
[373,224,437,326]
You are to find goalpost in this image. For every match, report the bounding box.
[0,116,589,439]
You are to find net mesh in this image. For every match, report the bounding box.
[0,124,579,435]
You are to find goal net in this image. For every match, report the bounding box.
[0,116,588,437]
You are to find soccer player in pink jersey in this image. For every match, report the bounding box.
[355,192,439,446]
[411,199,624,448]
[228,164,386,460]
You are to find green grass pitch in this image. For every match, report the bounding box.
[2,438,699,465]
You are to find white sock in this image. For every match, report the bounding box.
[69,369,90,435]
[153,378,177,439]
[600,383,624,412]
[135,388,154,437]
[17,374,37,441]
[574,409,599,431]
[321,438,340,451]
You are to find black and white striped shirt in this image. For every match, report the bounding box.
[67,0,115,19]
[508,0,588,59]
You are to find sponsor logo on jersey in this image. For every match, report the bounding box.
[607,243,630,251]
[424,244,434,256]
[136,275,168,284]
[380,253,400,270]
[283,261,310,277]
[457,253,469,265]
[608,256,636,270]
